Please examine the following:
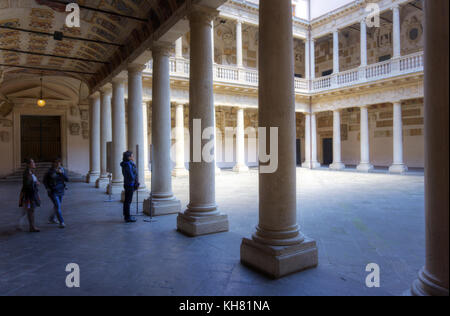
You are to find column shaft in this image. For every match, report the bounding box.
[142,102,151,183]
[389,102,408,173]
[96,87,112,188]
[333,30,340,74]
[87,93,100,183]
[393,5,401,58]
[127,64,148,199]
[410,0,449,296]
[236,20,243,68]
[360,19,367,67]
[305,39,310,80]
[310,39,316,80]
[107,79,126,194]
[233,107,249,172]
[302,114,311,168]
[175,37,183,58]
[311,113,320,168]
[173,103,188,176]
[240,0,317,279]
[144,46,181,216]
[330,110,345,170]
[177,6,229,237]
[357,106,374,172]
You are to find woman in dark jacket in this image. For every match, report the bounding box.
[19,158,41,232]
[43,158,69,228]
[120,151,138,223]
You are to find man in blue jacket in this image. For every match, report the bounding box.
[120,151,138,223]
[43,158,69,228]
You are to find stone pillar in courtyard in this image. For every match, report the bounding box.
[389,101,408,174]
[310,113,320,168]
[333,29,339,74]
[233,107,249,172]
[173,103,189,177]
[236,20,243,68]
[302,113,312,168]
[330,110,345,170]
[357,106,374,172]
[310,38,315,80]
[360,19,367,68]
[86,92,101,184]
[409,0,449,297]
[107,77,127,194]
[177,6,229,236]
[126,64,149,200]
[143,101,151,184]
[96,86,112,188]
[392,5,401,59]
[240,0,318,278]
[143,44,181,216]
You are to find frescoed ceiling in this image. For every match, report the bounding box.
[0,0,187,87]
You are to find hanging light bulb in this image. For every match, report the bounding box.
[37,76,46,107]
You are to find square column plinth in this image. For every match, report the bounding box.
[143,197,181,216]
[177,213,229,237]
[240,237,318,279]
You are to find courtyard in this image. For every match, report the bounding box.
[0,169,425,296]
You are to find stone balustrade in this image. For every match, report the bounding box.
[143,51,423,94]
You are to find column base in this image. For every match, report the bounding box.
[106,182,124,195]
[232,164,249,173]
[356,163,374,173]
[389,164,408,174]
[177,212,229,236]
[120,188,149,203]
[240,236,318,279]
[143,196,181,216]
[302,161,321,169]
[329,162,346,170]
[95,177,109,188]
[86,172,100,184]
[407,268,449,296]
[172,167,189,177]
[215,166,222,175]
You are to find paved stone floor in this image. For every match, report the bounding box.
[0,168,425,296]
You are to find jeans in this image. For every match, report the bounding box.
[49,193,64,224]
[123,186,134,219]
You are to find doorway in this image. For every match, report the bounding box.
[322,138,333,165]
[21,116,61,163]
[296,139,302,166]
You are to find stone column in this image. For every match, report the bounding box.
[410,0,449,296]
[107,78,127,194]
[357,106,374,172]
[177,6,229,236]
[333,29,340,74]
[236,20,243,68]
[311,113,320,168]
[211,20,215,63]
[233,107,249,172]
[310,38,316,80]
[240,0,318,279]
[143,44,181,216]
[95,86,112,188]
[86,93,101,184]
[360,19,367,67]
[302,113,312,168]
[173,103,188,177]
[305,38,310,80]
[389,102,408,173]
[330,110,345,170]
[175,37,183,59]
[392,5,401,58]
[126,64,149,199]
[142,101,151,184]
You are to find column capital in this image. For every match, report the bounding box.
[392,100,402,106]
[99,84,112,94]
[128,63,146,74]
[111,76,126,85]
[188,5,219,26]
[89,91,100,99]
[152,42,173,57]
[391,4,400,11]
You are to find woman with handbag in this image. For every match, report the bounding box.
[19,158,41,232]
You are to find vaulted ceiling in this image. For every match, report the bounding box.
[0,0,186,87]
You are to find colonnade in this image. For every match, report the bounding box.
[300,101,409,173]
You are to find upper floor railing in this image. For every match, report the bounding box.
[144,51,423,95]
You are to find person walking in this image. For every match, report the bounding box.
[19,158,41,232]
[43,158,69,229]
[120,151,138,223]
